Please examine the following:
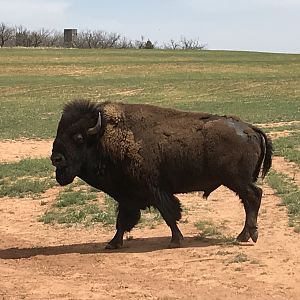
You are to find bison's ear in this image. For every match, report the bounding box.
[87,112,102,135]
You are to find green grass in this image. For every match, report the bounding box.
[195,220,235,244]
[40,190,117,226]
[90,195,117,226]
[0,158,55,198]
[140,207,162,228]
[273,132,300,166]
[40,189,163,228]
[0,48,299,139]
[0,158,53,180]
[229,253,249,264]
[195,220,224,237]
[39,184,119,226]
[0,178,54,198]
[55,190,97,207]
[267,170,300,232]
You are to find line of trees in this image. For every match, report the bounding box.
[0,23,63,48]
[0,22,206,50]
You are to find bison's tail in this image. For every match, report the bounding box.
[252,126,273,181]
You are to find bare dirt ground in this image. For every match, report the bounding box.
[0,139,52,163]
[255,120,300,128]
[0,137,299,300]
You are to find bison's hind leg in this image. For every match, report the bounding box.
[226,182,262,243]
[106,205,141,250]
[240,184,262,243]
[153,191,183,248]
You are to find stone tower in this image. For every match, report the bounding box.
[64,29,77,48]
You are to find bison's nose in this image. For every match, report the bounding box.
[51,153,66,168]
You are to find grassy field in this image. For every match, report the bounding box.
[0,48,299,229]
[0,48,299,139]
[267,171,300,233]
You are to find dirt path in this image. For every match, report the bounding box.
[255,120,300,128]
[0,139,52,162]
[0,139,300,299]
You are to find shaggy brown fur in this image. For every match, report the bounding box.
[51,99,273,249]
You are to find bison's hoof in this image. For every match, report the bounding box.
[168,241,181,249]
[105,243,122,250]
[249,228,258,243]
[236,231,250,242]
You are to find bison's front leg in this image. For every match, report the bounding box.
[105,205,141,250]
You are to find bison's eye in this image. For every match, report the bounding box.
[73,133,84,145]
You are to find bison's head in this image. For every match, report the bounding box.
[51,100,102,186]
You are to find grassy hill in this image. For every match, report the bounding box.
[0,48,299,139]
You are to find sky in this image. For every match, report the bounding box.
[0,0,299,53]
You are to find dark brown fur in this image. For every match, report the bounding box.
[51,99,273,249]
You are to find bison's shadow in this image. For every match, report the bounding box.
[0,236,250,260]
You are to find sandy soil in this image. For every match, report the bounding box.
[0,137,299,300]
[255,121,300,128]
[0,139,52,163]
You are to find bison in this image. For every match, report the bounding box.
[51,99,272,249]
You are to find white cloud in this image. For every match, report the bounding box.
[182,0,300,12]
[0,0,71,29]
[249,0,300,8]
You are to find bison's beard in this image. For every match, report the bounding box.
[55,167,76,186]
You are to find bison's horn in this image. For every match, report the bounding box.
[88,112,102,135]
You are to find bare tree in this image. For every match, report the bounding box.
[15,26,62,47]
[163,39,180,50]
[135,35,146,49]
[76,30,100,48]
[75,30,121,49]
[74,31,86,48]
[87,30,101,48]
[29,28,52,47]
[15,26,31,47]
[78,30,97,48]
[43,30,64,47]
[102,32,121,48]
[163,37,206,50]
[116,37,134,49]
[179,37,206,50]
[0,23,15,47]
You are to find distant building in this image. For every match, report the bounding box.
[64,29,77,48]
